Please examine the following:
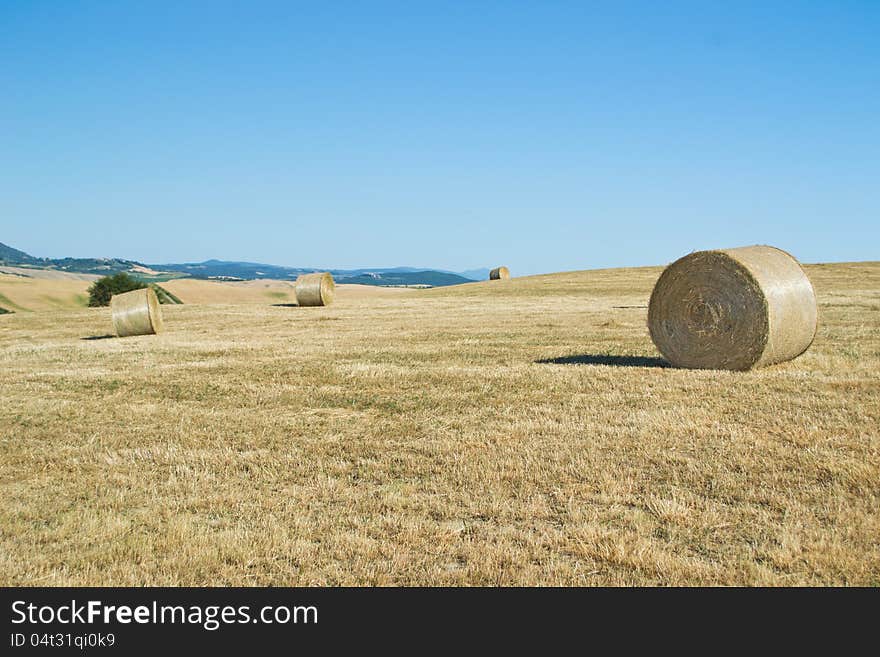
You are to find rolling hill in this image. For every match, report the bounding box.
[335,270,472,287]
[151,261,475,286]
[0,242,176,280]
[0,270,412,312]
[0,242,38,264]
[0,241,479,287]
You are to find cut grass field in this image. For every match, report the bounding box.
[0,262,878,585]
[0,274,92,312]
[160,278,410,305]
[0,272,408,311]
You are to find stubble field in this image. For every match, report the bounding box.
[1,262,878,585]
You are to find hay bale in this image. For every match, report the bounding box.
[111,287,164,337]
[647,245,817,370]
[489,266,510,280]
[295,272,335,306]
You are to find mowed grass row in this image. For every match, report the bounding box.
[0,263,878,585]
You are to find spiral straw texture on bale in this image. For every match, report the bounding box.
[111,287,164,337]
[295,272,335,306]
[489,266,510,280]
[647,245,817,370]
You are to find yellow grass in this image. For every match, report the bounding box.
[0,273,91,312]
[0,262,878,585]
[161,278,409,305]
[0,272,408,312]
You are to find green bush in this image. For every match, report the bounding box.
[88,273,183,307]
[87,273,146,307]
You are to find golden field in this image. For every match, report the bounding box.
[0,262,878,585]
[0,270,93,312]
[0,270,408,311]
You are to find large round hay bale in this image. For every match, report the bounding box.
[295,272,335,306]
[489,266,510,280]
[111,287,164,337]
[648,245,817,370]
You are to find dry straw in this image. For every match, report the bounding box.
[648,245,817,370]
[111,287,164,337]
[489,266,510,280]
[295,272,335,306]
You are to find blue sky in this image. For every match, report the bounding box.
[1,1,877,275]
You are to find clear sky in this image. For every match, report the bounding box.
[1,1,877,275]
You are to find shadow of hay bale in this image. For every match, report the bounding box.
[536,354,669,368]
[81,335,116,341]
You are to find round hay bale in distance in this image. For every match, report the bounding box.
[111,287,164,337]
[647,245,817,370]
[489,266,510,280]
[295,272,335,306]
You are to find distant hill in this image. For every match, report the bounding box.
[151,261,475,286]
[151,262,475,286]
[0,241,176,280]
[153,260,306,281]
[340,271,472,287]
[0,242,39,265]
[1,241,478,288]
[457,268,490,281]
